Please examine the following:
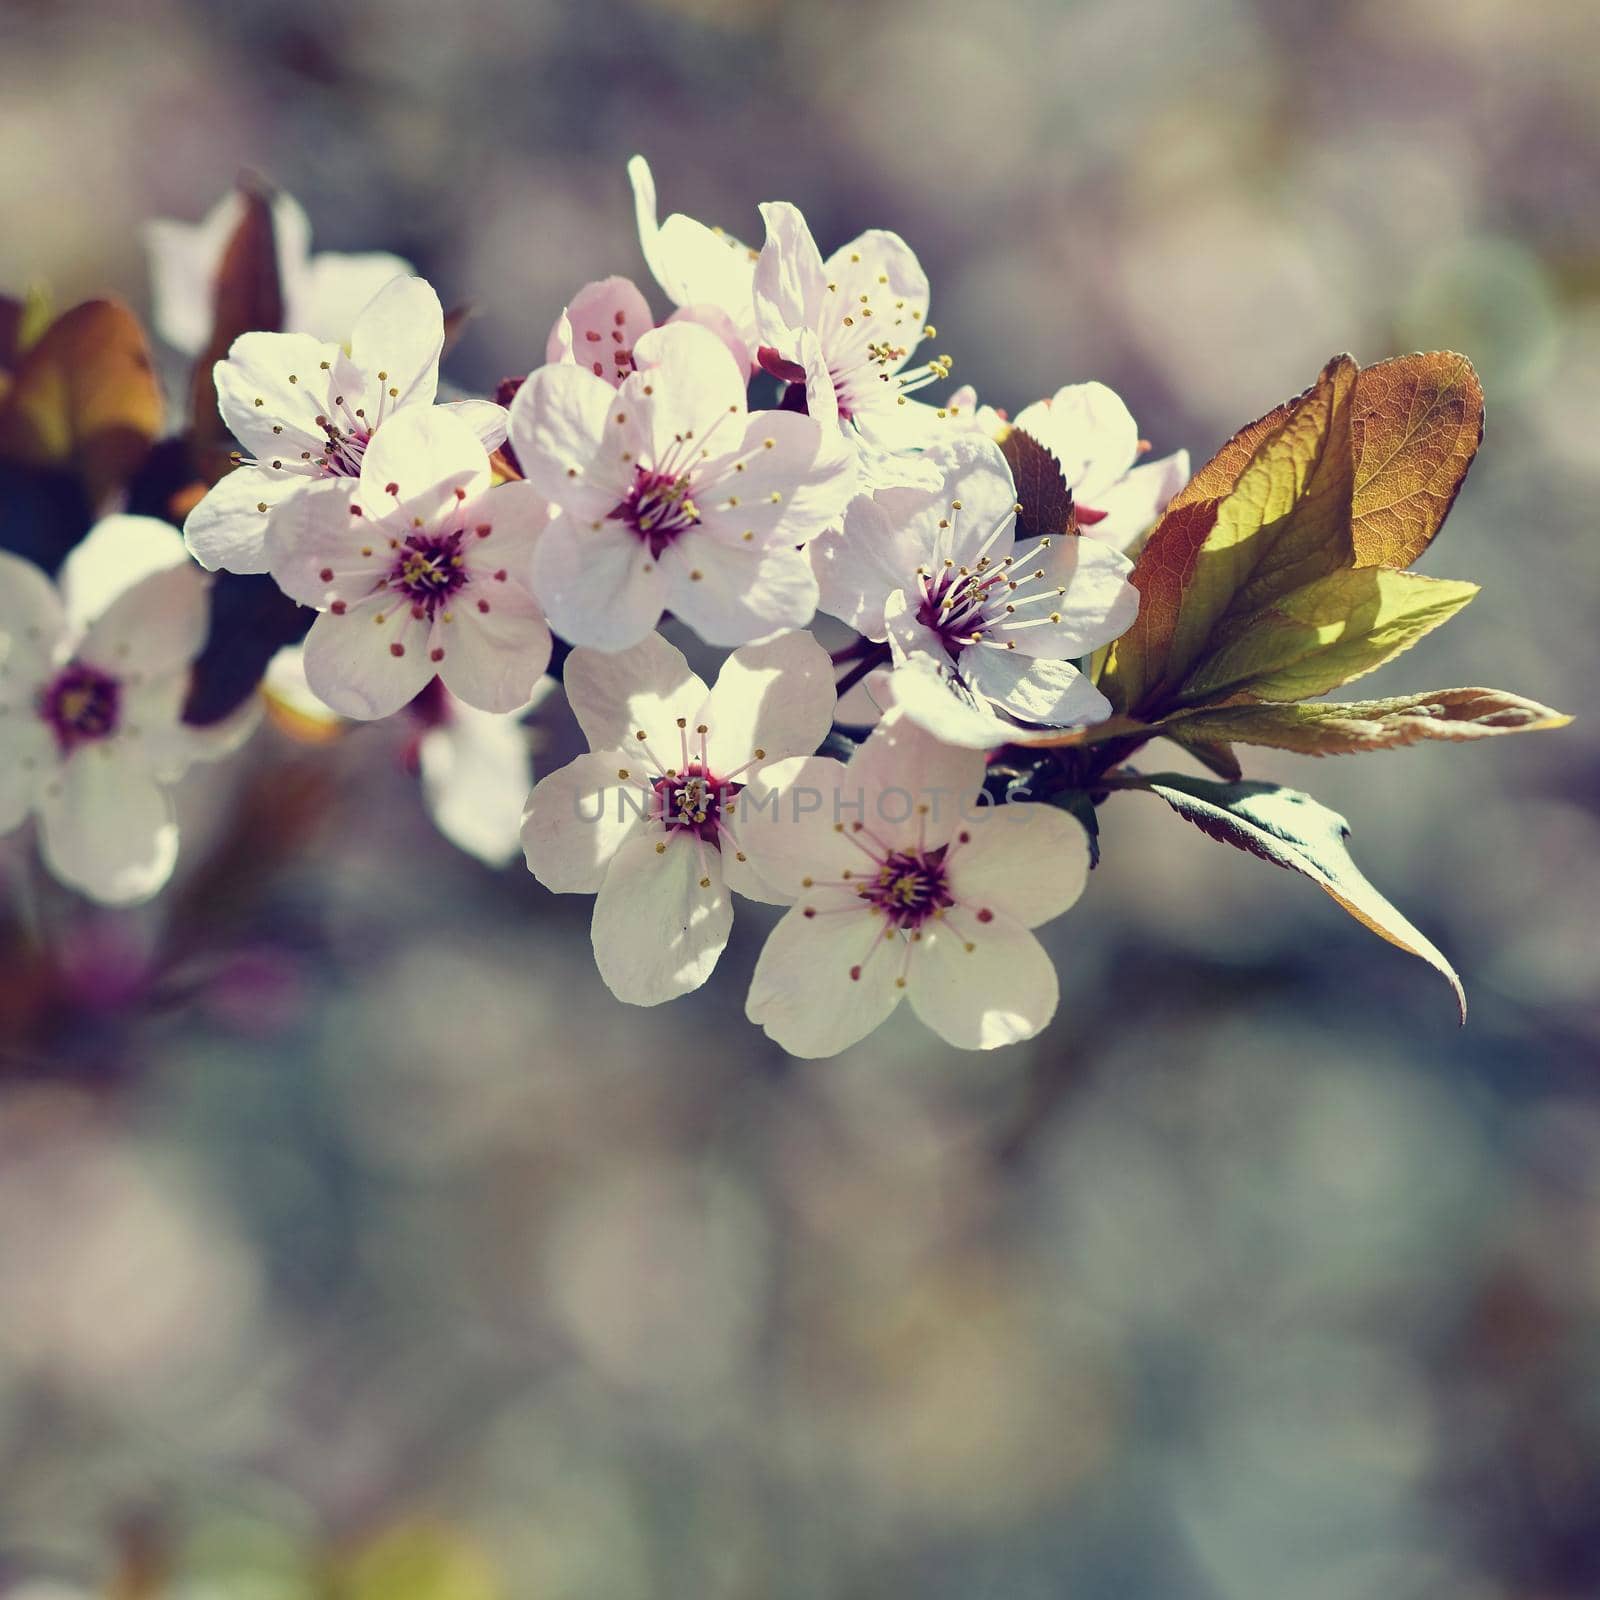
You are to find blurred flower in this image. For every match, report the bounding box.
[145,187,413,355]
[0,516,248,904]
[522,628,833,1004]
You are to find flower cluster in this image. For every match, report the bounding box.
[0,160,1566,1054]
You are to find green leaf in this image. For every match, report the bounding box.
[1178,568,1478,703]
[1140,773,1465,1020]
[1163,688,1572,755]
[1164,730,1242,780]
[1350,351,1483,568]
[1105,354,1357,713]
[1000,426,1078,541]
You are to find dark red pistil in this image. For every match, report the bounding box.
[391,531,466,614]
[610,468,700,558]
[39,663,121,753]
[862,846,954,930]
[654,763,735,845]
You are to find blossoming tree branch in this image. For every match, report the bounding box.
[0,164,1569,1056]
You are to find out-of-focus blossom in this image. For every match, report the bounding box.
[268,407,551,719]
[521,629,833,1005]
[145,187,413,354]
[546,273,749,384]
[265,643,542,866]
[0,516,244,904]
[812,436,1137,746]
[742,710,1088,1056]
[628,154,761,363]
[509,321,851,649]
[754,200,950,483]
[184,276,507,574]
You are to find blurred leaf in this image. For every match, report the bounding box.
[0,298,163,508]
[189,184,283,460]
[1142,773,1464,1019]
[1047,784,1101,868]
[1104,354,1357,713]
[184,573,311,726]
[329,1519,501,1600]
[1000,427,1078,541]
[442,301,475,358]
[1179,568,1478,703]
[1164,687,1571,755]
[1350,351,1483,568]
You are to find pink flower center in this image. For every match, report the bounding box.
[609,468,700,558]
[861,846,955,930]
[39,662,121,753]
[390,531,467,614]
[316,417,371,477]
[654,763,737,846]
[915,566,1004,660]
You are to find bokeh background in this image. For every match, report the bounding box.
[2,0,1598,1594]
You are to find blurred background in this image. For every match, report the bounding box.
[1,0,1597,1594]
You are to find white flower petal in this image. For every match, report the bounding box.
[357,405,491,526]
[1014,382,1139,504]
[0,550,67,680]
[264,477,379,605]
[664,302,750,377]
[907,914,1058,1050]
[530,515,666,651]
[508,362,622,521]
[733,754,857,900]
[433,581,551,713]
[76,559,208,681]
[215,330,351,460]
[301,595,433,720]
[59,515,190,633]
[882,651,1016,751]
[298,250,414,345]
[547,276,655,384]
[660,536,818,648]
[591,830,732,1005]
[848,706,987,844]
[437,399,511,454]
[964,649,1111,728]
[348,275,444,411]
[37,745,178,905]
[701,629,835,772]
[946,802,1089,930]
[822,227,931,372]
[522,748,649,893]
[628,155,759,349]
[418,698,531,867]
[753,201,831,346]
[696,408,853,549]
[746,900,904,1059]
[811,487,934,637]
[630,321,748,459]
[184,464,303,575]
[1085,449,1190,550]
[991,534,1137,660]
[563,632,707,754]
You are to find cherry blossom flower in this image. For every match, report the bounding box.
[811,434,1138,745]
[521,628,834,1006]
[547,274,749,385]
[184,275,508,575]
[0,517,244,905]
[1010,381,1189,550]
[267,406,552,721]
[509,321,853,650]
[145,187,413,355]
[753,200,952,481]
[628,155,761,365]
[740,710,1089,1057]
[263,644,546,866]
